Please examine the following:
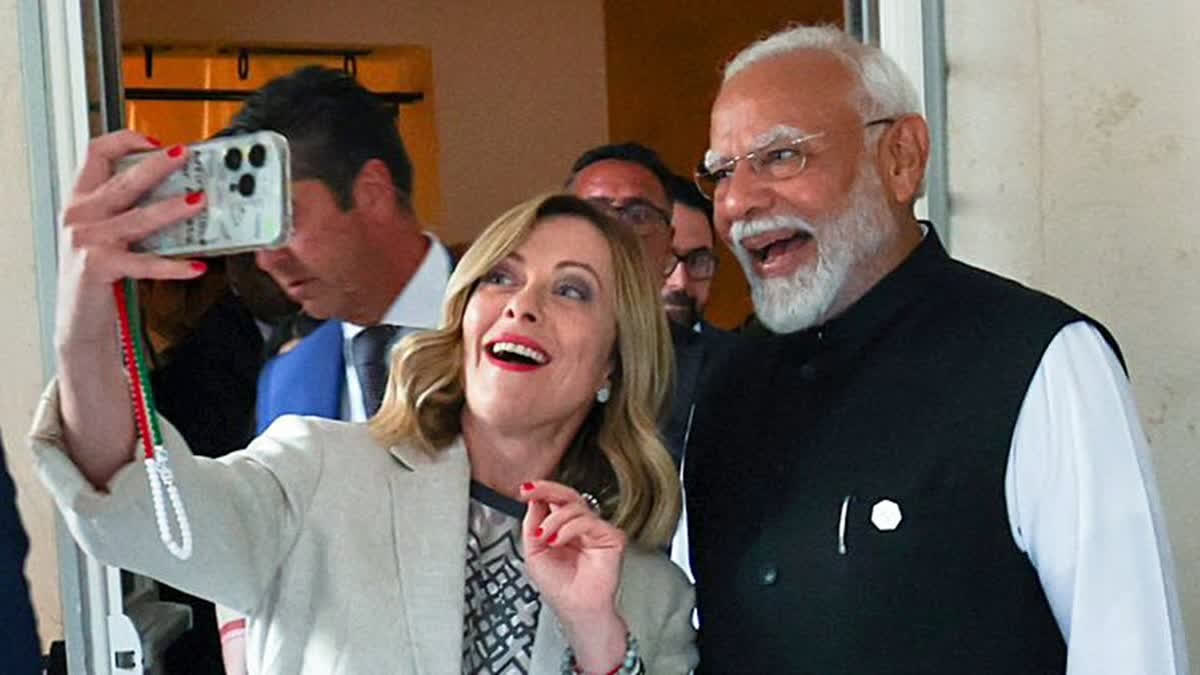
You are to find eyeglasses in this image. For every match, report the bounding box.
[665,248,717,280]
[694,118,896,199]
[584,197,679,277]
[585,197,674,237]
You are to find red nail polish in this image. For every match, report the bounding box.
[547,533,558,544]
[521,482,535,492]
[534,527,543,538]
[185,191,204,205]
[145,136,162,147]
[190,261,208,273]
[167,145,184,158]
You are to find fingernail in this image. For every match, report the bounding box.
[534,527,544,538]
[190,261,208,273]
[521,482,535,492]
[547,533,558,544]
[167,145,184,158]
[145,136,162,147]
[185,191,205,205]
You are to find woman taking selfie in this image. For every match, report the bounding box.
[31,131,696,674]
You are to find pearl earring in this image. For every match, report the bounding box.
[596,385,611,404]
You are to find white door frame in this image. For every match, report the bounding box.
[20,0,146,671]
[851,0,951,241]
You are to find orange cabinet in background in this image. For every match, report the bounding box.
[121,44,444,229]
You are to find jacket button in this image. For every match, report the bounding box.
[798,363,818,381]
[759,564,778,586]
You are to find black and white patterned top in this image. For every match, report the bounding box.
[462,481,541,675]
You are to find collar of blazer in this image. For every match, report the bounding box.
[384,433,461,471]
[386,442,418,471]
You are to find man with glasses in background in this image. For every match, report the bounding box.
[681,25,1185,674]
[566,142,678,281]
[662,174,718,331]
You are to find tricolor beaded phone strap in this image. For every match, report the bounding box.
[113,279,192,560]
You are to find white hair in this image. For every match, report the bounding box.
[724,24,922,121]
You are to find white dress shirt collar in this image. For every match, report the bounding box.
[342,233,453,421]
[343,233,451,341]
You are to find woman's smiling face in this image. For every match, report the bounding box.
[461,215,617,436]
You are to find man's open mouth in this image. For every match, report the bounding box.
[742,230,815,264]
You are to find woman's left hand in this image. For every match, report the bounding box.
[520,480,629,671]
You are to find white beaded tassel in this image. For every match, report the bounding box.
[145,450,193,560]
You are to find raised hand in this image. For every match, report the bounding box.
[59,131,207,326]
[519,480,629,673]
[56,130,208,486]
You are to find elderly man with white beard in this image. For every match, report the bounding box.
[680,25,1186,675]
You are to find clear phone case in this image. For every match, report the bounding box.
[126,130,293,257]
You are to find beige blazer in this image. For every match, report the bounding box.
[30,382,697,674]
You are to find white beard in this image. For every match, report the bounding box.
[730,166,892,333]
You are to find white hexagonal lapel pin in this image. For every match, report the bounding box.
[871,499,902,531]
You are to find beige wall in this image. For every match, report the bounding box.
[1,0,60,648]
[120,0,610,245]
[947,1,1200,667]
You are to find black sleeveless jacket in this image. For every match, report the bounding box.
[686,229,1119,674]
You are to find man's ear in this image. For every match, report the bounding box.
[350,158,398,218]
[877,115,930,205]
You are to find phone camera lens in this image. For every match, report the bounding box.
[248,144,267,168]
[238,173,256,197]
[224,148,242,171]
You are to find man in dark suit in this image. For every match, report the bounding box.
[658,174,731,462]
[1,433,43,674]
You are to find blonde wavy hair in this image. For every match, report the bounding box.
[370,193,680,547]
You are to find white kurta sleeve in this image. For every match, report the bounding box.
[1006,321,1188,674]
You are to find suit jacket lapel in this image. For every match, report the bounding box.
[388,437,471,675]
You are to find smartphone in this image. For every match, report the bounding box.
[124,130,293,257]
